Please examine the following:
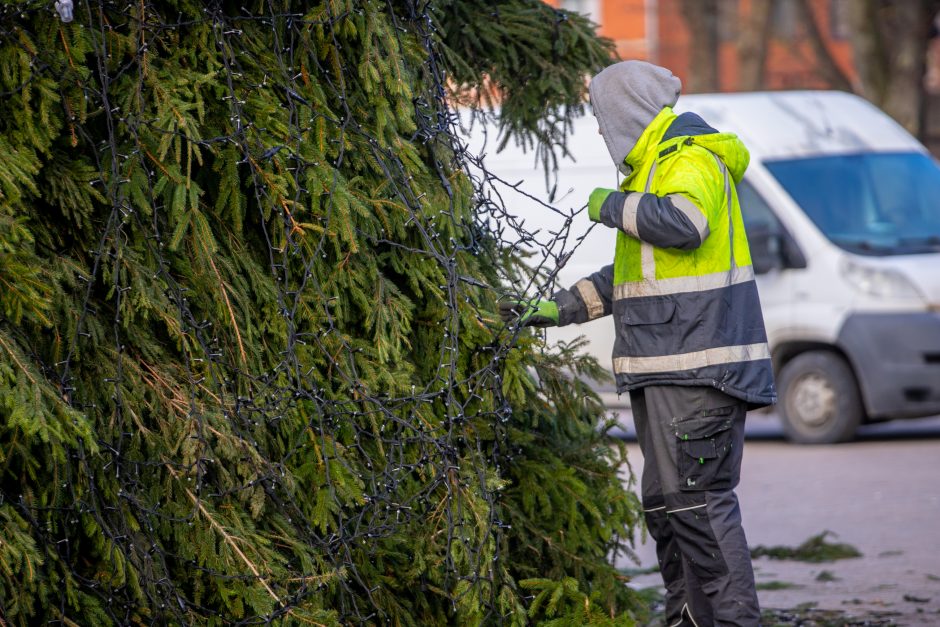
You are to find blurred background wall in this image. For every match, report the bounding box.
[545,0,940,155]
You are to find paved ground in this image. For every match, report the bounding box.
[612,411,940,625]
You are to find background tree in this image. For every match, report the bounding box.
[0,1,644,624]
[730,0,940,139]
[737,0,774,91]
[845,0,940,135]
[795,0,854,92]
[679,0,721,92]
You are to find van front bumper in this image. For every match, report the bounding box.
[837,312,940,420]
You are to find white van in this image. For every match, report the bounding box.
[472,91,940,443]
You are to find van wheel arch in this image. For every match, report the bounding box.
[773,341,842,374]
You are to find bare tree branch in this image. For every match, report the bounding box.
[796,0,854,91]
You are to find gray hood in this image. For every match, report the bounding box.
[588,61,682,174]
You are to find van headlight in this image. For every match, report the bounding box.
[841,259,925,301]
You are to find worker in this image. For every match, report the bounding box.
[500,60,775,626]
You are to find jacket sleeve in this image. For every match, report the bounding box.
[596,188,711,250]
[596,153,723,250]
[551,264,614,326]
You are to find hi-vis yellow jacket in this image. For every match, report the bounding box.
[553,107,776,407]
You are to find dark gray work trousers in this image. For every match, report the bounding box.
[630,385,760,627]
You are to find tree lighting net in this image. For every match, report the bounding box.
[0,1,638,625]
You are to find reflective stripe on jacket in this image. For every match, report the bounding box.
[554,108,776,407]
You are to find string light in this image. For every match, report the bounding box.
[0,1,628,624]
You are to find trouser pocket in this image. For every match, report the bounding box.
[672,405,737,492]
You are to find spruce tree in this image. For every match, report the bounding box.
[0,1,644,624]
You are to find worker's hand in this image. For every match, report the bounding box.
[498,299,559,328]
[588,187,618,222]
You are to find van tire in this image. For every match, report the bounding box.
[778,351,863,444]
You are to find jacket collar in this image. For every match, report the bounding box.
[620,107,751,186]
[623,106,678,173]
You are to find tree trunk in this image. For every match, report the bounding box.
[846,0,891,101]
[680,0,720,92]
[737,0,774,91]
[846,0,932,135]
[881,2,930,133]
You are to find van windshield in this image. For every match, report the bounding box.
[765,152,940,256]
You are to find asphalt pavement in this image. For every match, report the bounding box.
[612,410,940,625]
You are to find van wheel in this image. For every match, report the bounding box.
[778,351,863,444]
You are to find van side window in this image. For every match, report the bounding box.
[737,179,780,236]
[737,179,784,274]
